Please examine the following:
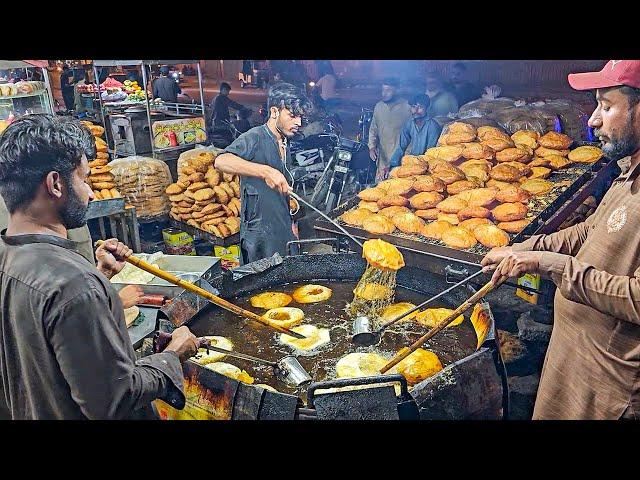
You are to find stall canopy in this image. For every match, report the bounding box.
[93,60,198,67]
[0,60,48,69]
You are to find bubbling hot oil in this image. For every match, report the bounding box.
[189,282,477,401]
[348,266,397,319]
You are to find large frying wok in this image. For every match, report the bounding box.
[153,252,509,420]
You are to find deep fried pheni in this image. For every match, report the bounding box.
[441,226,477,249]
[409,191,444,209]
[497,218,531,233]
[492,202,529,222]
[420,220,453,240]
[520,178,554,196]
[391,212,426,234]
[340,208,376,227]
[362,214,396,234]
[473,224,510,248]
[538,131,573,150]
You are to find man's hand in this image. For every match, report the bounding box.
[96,238,132,279]
[481,246,514,271]
[164,326,199,362]
[369,147,379,162]
[483,249,541,284]
[118,285,144,309]
[262,166,290,195]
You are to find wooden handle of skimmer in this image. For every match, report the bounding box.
[379,278,502,374]
[96,240,306,338]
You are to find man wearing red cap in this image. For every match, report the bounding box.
[483,60,640,420]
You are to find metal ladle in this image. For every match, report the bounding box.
[200,342,312,387]
[351,268,486,346]
[289,191,364,249]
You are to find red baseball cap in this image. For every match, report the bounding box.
[568,60,640,90]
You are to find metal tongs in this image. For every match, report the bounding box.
[351,269,486,346]
[380,277,506,374]
[199,341,312,387]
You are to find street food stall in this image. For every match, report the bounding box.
[0,60,55,133]
[92,60,207,167]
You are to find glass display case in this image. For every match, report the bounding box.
[0,60,54,131]
[0,87,52,119]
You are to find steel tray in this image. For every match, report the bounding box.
[111,254,221,299]
[314,156,610,266]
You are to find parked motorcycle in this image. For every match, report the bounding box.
[288,114,344,194]
[208,107,252,148]
[308,132,368,213]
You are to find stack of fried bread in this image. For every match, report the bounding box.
[81,120,122,201]
[340,122,602,251]
[110,156,172,219]
[164,150,241,238]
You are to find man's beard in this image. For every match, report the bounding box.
[60,181,89,230]
[595,111,640,160]
[276,118,296,138]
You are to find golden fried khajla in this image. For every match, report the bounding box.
[349,239,405,318]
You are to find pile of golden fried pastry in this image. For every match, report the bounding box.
[340,122,603,251]
[81,120,123,201]
[165,150,241,238]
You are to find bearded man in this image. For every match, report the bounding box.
[482,60,640,420]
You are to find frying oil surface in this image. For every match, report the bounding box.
[190,282,477,398]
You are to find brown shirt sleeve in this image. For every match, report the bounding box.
[46,288,185,419]
[534,252,640,325]
[511,214,595,256]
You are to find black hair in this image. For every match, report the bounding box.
[619,85,640,108]
[381,77,399,88]
[0,114,96,213]
[267,82,313,119]
[220,82,231,92]
[409,94,431,108]
[452,62,467,71]
[425,71,444,82]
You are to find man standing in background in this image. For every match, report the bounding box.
[425,71,459,118]
[448,62,480,107]
[368,78,411,180]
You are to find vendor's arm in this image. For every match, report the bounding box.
[481,215,595,276]
[46,285,199,419]
[390,121,412,167]
[511,213,596,255]
[215,132,289,195]
[483,249,640,325]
